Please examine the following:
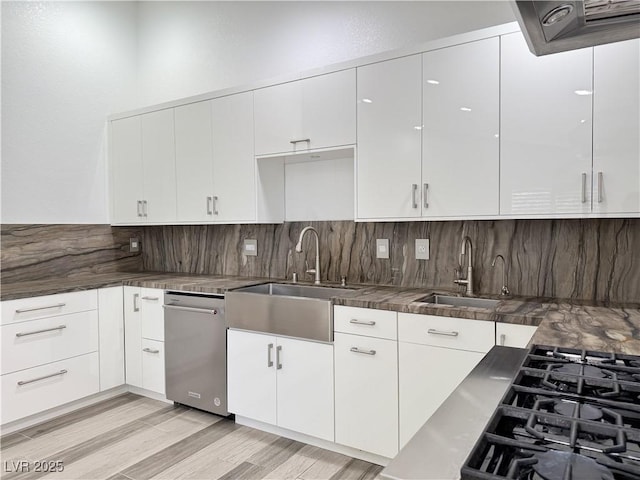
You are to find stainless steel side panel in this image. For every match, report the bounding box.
[164,293,228,416]
[381,346,528,480]
[226,291,333,342]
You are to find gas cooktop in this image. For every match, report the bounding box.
[461,345,640,480]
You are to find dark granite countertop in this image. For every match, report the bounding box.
[2,272,639,355]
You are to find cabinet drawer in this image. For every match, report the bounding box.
[141,339,165,395]
[398,313,494,353]
[1,352,100,424]
[140,288,164,341]
[334,306,397,340]
[1,311,99,375]
[1,290,98,325]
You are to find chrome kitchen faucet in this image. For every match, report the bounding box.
[295,226,321,285]
[454,236,474,295]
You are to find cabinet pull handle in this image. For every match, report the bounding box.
[581,173,587,203]
[207,196,213,215]
[18,369,67,386]
[427,328,459,337]
[143,200,148,217]
[16,325,66,337]
[133,293,140,312]
[143,348,160,354]
[15,303,66,314]
[598,171,603,203]
[163,304,217,315]
[141,296,159,301]
[276,345,282,370]
[423,183,429,209]
[500,333,506,346]
[213,196,219,215]
[137,200,143,217]
[289,138,310,145]
[267,343,274,367]
[349,319,376,326]
[350,347,376,356]
[411,184,418,209]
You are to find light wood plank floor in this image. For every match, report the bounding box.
[0,394,383,480]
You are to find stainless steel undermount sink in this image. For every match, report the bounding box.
[225,283,353,342]
[417,294,500,310]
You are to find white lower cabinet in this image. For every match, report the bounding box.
[98,287,125,391]
[397,313,494,449]
[141,339,165,394]
[496,323,538,348]
[227,329,334,441]
[334,332,399,458]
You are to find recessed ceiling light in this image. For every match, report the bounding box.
[542,4,573,26]
[413,125,423,130]
[426,79,440,85]
[362,98,373,103]
[460,107,472,112]
[574,90,593,96]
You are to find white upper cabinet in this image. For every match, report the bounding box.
[211,91,256,222]
[500,32,593,216]
[593,39,640,215]
[111,116,143,224]
[141,109,177,223]
[357,55,423,219]
[175,101,215,222]
[254,69,356,156]
[422,37,499,217]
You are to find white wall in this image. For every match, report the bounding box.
[1,1,138,223]
[1,1,514,224]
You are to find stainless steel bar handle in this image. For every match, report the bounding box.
[423,183,429,209]
[162,304,217,315]
[350,347,376,356]
[18,369,67,386]
[207,196,213,215]
[581,173,587,203]
[213,196,219,215]
[141,296,159,301]
[137,200,143,217]
[267,343,274,368]
[276,345,283,370]
[289,138,311,145]
[427,328,459,337]
[16,325,66,337]
[412,184,418,209]
[500,333,506,346]
[598,172,603,203]
[349,319,376,326]
[143,200,148,217]
[133,293,140,312]
[16,303,66,314]
[143,347,160,354]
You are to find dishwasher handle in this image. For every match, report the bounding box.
[163,304,218,315]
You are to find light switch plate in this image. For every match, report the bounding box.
[415,238,430,260]
[376,239,389,259]
[244,239,257,256]
[129,237,140,253]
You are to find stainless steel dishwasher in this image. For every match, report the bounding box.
[163,291,228,416]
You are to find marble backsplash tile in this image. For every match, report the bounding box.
[1,224,143,283]
[141,218,639,304]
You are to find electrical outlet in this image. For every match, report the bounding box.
[129,237,140,253]
[244,239,257,256]
[376,239,389,259]
[415,238,430,260]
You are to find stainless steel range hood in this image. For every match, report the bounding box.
[512,0,640,56]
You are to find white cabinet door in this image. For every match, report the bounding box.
[212,92,256,222]
[334,332,398,458]
[500,32,593,216]
[357,55,423,219]
[399,342,483,448]
[98,287,125,391]
[254,70,356,156]
[422,38,499,217]
[111,116,143,224]
[276,336,334,441]
[227,329,277,425]
[141,109,177,223]
[175,101,215,222]
[496,323,538,348]
[141,339,165,395]
[123,286,142,388]
[593,39,640,215]
[140,288,164,342]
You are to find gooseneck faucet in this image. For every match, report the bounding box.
[492,254,511,296]
[454,236,474,295]
[295,226,321,285]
